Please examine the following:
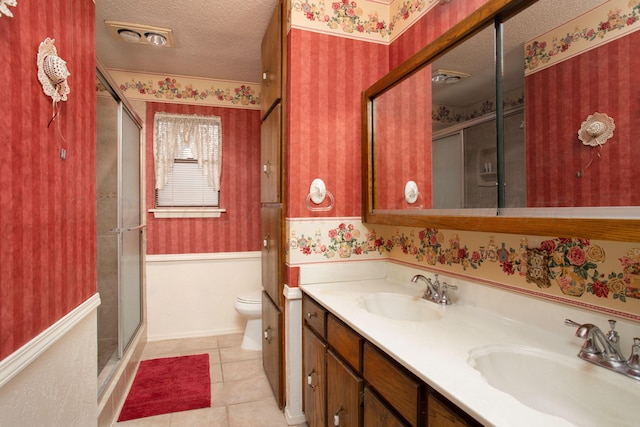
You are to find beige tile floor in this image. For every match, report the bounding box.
[112,333,308,427]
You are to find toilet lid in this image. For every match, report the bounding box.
[237,291,262,304]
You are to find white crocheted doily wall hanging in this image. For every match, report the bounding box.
[37,38,70,104]
[0,0,17,18]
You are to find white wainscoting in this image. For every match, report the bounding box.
[0,294,100,426]
[146,251,262,341]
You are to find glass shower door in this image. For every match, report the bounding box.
[118,104,142,354]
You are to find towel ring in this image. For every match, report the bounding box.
[306,178,335,212]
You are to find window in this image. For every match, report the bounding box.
[152,113,224,217]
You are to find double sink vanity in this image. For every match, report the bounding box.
[299,261,640,426]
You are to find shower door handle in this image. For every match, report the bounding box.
[127,224,146,232]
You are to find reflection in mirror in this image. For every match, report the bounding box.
[363,0,640,241]
[510,0,640,209]
[374,66,432,210]
[370,0,640,215]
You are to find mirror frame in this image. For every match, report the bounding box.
[362,0,640,242]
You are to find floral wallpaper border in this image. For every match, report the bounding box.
[525,0,640,75]
[104,69,261,109]
[287,217,640,320]
[433,87,524,125]
[290,0,439,44]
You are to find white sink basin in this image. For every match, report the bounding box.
[468,344,640,426]
[360,293,443,322]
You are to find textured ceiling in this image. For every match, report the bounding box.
[96,0,606,96]
[432,0,604,108]
[95,0,279,82]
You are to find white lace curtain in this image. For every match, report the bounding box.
[153,112,222,191]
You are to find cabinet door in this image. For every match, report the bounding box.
[261,206,282,307]
[262,292,283,409]
[427,392,481,427]
[260,103,281,203]
[304,326,327,427]
[327,350,362,427]
[363,342,421,426]
[260,0,281,118]
[363,387,409,427]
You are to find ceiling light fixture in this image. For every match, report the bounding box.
[145,32,167,46]
[105,21,174,48]
[117,29,142,43]
[432,69,470,85]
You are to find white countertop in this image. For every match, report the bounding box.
[298,261,640,427]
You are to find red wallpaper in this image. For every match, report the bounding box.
[286,29,389,218]
[286,1,490,219]
[374,67,432,210]
[145,103,261,254]
[526,32,640,207]
[389,0,489,68]
[0,0,96,359]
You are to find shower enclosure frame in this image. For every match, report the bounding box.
[96,63,144,397]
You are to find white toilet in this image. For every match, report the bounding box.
[234,291,263,351]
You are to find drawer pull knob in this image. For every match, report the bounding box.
[334,405,343,426]
[307,369,316,390]
[263,326,272,343]
[306,312,317,319]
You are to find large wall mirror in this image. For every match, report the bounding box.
[363,0,640,242]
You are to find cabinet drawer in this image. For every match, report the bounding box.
[363,342,421,427]
[303,295,327,338]
[327,314,362,373]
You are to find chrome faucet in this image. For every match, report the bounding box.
[565,318,640,380]
[411,274,457,305]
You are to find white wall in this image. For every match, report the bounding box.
[0,296,99,426]
[145,251,262,341]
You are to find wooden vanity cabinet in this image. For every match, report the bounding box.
[426,391,482,427]
[363,342,422,426]
[327,314,362,372]
[304,328,327,427]
[327,349,363,427]
[363,387,409,427]
[302,293,483,427]
[303,297,327,427]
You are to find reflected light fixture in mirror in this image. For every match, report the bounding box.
[432,69,470,85]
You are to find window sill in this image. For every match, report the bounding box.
[149,208,226,219]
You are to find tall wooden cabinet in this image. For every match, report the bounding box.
[260,0,286,410]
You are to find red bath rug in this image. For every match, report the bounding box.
[118,353,211,421]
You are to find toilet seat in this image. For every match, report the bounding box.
[237,291,262,304]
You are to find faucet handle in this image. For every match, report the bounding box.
[438,282,457,305]
[606,319,622,351]
[627,338,640,371]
